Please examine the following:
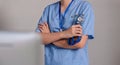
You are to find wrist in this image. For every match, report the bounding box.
[59,31,66,38]
[60,31,72,38]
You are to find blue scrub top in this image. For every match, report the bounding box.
[36,0,94,65]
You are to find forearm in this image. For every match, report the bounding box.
[40,32,67,45]
[53,35,88,49]
[53,39,80,49]
[38,23,82,45]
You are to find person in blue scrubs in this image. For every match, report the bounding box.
[36,0,94,65]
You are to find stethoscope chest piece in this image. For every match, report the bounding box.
[72,14,84,25]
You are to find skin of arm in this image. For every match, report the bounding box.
[53,35,88,49]
[38,22,87,49]
[38,0,87,48]
[40,32,66,45]
[52,0,88,49]
[38,22,82,45]
[38,22,65,45]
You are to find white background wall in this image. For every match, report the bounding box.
[0,0,120,65]
[89,0,120,65]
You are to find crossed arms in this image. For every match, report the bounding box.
[38,22,88,49]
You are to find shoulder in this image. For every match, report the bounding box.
[44,1,59,11]
[80,0,93,9]
[77,0,94,14]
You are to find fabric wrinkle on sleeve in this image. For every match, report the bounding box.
[82,2,95,40]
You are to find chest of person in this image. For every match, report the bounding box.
[48,9,83,32]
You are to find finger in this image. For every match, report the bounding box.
[75,28,82,31]
[38,24,42,27]
[40,23,46,29]
[44,22,48,27]
[38,24,43,27]
[38,25,44,29]
[38,23,47,31]
[74,34,82,36]
[38,27,44,32]
[75,30,82,34]
[38,26,43,30]
[38,24,45,29]
[75,31,82,34]
[74,25,82,28]
[75,32,81,34]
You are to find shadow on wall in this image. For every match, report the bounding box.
[114,53,120,65]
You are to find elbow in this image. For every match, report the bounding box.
[73,43,85,49]
[42,41,49,45]
[76,45,84,49]
[41,40,50,45]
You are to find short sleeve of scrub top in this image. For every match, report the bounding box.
[35,6,49,32]
[82,2,94,39]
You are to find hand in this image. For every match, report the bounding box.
[38,22,50,33]
[62,25,82,38]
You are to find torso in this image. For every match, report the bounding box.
[45,0,90,65]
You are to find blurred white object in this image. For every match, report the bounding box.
[0,32,44,65]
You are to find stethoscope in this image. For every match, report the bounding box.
[68,14,84,45]
[59,0,84,45]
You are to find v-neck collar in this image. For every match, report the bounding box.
[56,0,83,18]
[59,0,74,17]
